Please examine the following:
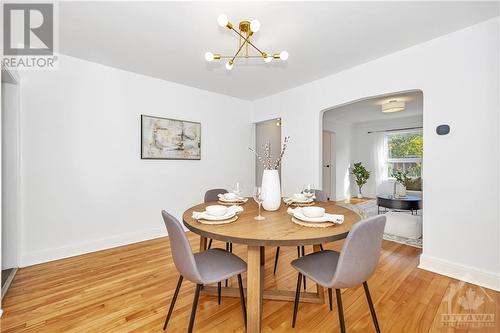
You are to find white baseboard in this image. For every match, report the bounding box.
[21,227,167,267]
[419,255,500,291]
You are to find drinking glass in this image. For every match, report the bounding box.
[253,186,265,220]
[233,182,241,196]
[303,184,315,199]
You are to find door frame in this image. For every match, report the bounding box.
[322,130,335,201]
[1,67,22,272]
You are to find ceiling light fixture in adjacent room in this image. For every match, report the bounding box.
[382,100,405,113]
[205,14,288,70]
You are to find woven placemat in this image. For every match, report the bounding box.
[289,201,315,207]
[197,216,238,225]
[291,217,335,228]
[217,200,247,206]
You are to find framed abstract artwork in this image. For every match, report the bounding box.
[141,115,201,160]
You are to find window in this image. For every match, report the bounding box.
[385,130,422,178]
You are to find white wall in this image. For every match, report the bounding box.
[322,120,351,200]
[350,116,423,198]
[252,18,500,290]
[19,55,254,266]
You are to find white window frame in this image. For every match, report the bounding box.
[385,129,423,179]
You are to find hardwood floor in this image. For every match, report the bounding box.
[1,234,499,332]
[339,197,373,204]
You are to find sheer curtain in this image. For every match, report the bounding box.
[369,132,387,196]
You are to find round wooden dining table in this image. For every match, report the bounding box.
[183,199,360,333]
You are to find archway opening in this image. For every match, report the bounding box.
[321,90,424,249]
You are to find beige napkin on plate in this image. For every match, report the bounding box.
[286,207,344,224]
[193,205,243,220]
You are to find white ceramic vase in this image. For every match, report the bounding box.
[261,169,281,211]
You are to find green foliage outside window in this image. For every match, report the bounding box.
[387,132,423,178]
[388,133,423,158]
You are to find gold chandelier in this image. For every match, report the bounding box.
[205,14,288,70]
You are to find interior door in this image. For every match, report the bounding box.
[322,131,332,200]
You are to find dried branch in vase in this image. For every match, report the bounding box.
[248,136,291,170]
[274,136,290,169]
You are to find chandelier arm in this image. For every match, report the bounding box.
[229,26,265,55]
[230,37,250,63]
[218,55,268,59]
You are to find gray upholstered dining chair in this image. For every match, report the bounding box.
[291,215,386,333]
[204,188,228,203]
[204,189,229,250]
[313,189,328,202]
[161,211,247,333]
[273,189,328,288]
[204,188,234,287]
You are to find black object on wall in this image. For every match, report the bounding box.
[436,125,450,135]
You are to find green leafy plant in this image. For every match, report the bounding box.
[388,133,423,158]
[391,169,411,187]
[351,162,370,195]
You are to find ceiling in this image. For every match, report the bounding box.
[59,1,499,100]
[323,90,423,124]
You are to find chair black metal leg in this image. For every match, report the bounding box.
[237,274,247,329]
[163,275,183,330]
[218,281,221,305]
[225,243,230,287]
[187,284,202,333]
[207,238,213,249]
[335,289,346,333]
[292,273,302,328]
[328,288,333,311]
[320,244,324,251]
[301,246,306,290]
[363,281,381,333]
[297,246,301,258]
[230,243,233,252]
[273,247,280,274]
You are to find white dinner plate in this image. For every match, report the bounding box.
[199,212,236,221]
[284,197,314,204]
[293,212,331,223]
[291,210,344,224]
[219,197,248,203]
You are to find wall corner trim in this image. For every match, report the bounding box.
[419,254,500,292]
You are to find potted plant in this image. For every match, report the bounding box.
[391,169,411,197]
[351,162,370,198]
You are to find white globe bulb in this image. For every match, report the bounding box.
[264,56,272,63]
[280,51,289,61]
[204,52,214,62]
[250,19,261,33]
[217,14,229,27]
[225,61,233,70]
